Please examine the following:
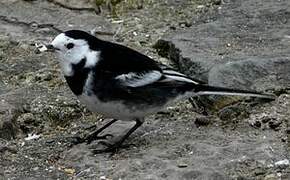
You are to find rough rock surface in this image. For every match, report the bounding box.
[0,0,289,179]
[0,0,112,42]
[155,0,290,91]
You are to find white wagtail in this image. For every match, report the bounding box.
[43,30,275,153]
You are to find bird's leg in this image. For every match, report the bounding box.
[73,119,118,144]
[85,119,118,144]
[92,118,143,154]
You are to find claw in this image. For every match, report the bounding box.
[90,141,132,154]
[68,136,85,145]
[91,143,119,154]
[86,133,114,144]
[72,119,118,145]
[90,119,143,154]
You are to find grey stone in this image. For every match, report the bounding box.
[155,0,290,91]
[0,0,112,41]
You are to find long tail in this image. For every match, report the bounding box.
[194,84,275,100]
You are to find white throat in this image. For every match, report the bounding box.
[51,33,101,77]
[58,48,100,77]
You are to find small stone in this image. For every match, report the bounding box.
[24,133,41,141]
[179,21,192,28]
[261,117,272,123]
[218,106,241,121]
[33,167,39,171]
[17,113,35,124]
[251,120,262,128]
[197,5,205,9]
[281,137,286,142]
[212,0,222,5]
[264,174,277,180]
[195,116,211,127]
[268,119,282,130]
[46,139,55,144]
[17,113,38,134]
[64,168,75,175]
[274,159,289,168]
[0,145,17,153]
[177,163,188,168]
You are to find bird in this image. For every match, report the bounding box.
[44,30,275,153]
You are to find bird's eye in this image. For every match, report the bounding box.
[66,43,74,49]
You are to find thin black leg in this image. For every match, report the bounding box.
[72,119,118,144]
[85,119,118,144]
[92,118,143,154]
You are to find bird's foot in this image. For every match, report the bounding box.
[71,133,114,145]
[90,141,130,154]
[85,133,114,144]
[71,119,118,145]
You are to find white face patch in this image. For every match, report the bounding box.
[51,33,100,76]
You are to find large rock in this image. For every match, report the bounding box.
[0,0,112,41]
[155,0,290,90]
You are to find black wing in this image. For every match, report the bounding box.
[95,40,162,77]
[95,39,203,86]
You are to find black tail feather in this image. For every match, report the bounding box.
[194,84,275,100]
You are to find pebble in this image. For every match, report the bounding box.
[25,133,41,141]
[64,168,75,175]
[268,120,282,130]
[177,163,188,168]
[264,174,276,180]
[35,43,47,52]
[197,5,205,9]
[274,159,289,167]
[251,120,261,128]
[194,116,211,127]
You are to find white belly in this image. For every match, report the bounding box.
[77,94,159,121]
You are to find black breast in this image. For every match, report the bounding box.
[64,58,90,96]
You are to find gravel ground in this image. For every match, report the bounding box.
[0,0,289,179]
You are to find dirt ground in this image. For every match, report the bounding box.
[0,0,289,179]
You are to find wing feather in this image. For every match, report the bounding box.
[159,65,204,84]
[115,70,162,87]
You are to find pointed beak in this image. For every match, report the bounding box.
[45,44,60,52]
[35,43,60,54]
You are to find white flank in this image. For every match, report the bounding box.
[116,70,162,87]
[163,74,197,83]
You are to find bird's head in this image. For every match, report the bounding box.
[47,30,100,76]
